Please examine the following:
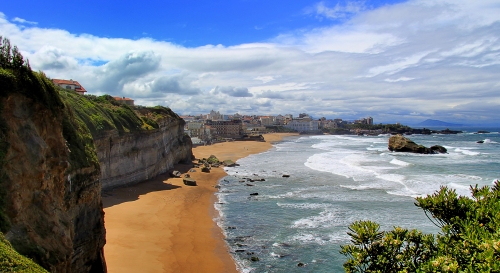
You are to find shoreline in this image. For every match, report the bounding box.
[102,133,298,273]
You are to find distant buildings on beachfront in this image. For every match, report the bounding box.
[181,110,374,144]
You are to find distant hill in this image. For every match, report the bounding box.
[416,119,463,127]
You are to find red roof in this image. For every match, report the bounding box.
[113,96,134,101]
[52,79,87,92]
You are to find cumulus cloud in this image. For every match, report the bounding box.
[256,90,286,99]
[94,51,160,92]
[30,46,78,70]
[214,86,253,97]
[151,75,201,95]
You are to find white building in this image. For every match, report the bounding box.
[285,120,319,132]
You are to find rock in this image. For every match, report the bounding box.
[183,178,197,186]
[223,159,237,167]
[201,166,211,173]
[235,249,245,253]
[184,174,190,178]
[388,135,447,154]
[246,184,254,186]
[297,262,306,267]
[250,256,260,262]
[478,130,490,134]
[430,145,447,153]
[170,170,182,177]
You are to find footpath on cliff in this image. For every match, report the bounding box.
[103,133,297,273]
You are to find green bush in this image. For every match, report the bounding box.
[0,233,48,273]
[341,181,500,272]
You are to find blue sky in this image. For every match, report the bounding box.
[4,0,404,46]
[1,0,499,125]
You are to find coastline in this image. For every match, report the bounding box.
[102,133,298,273]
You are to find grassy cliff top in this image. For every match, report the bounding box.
[59,90,182,137]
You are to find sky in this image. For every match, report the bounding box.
[1,0,499,125]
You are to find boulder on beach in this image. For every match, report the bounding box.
[171,170,182,177]
[388,135,447,154]
[223,159,237,167]
[183,177,197,186]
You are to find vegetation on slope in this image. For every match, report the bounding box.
[0,233,48,273]
[341,182,500,272]
[58,90,181,138]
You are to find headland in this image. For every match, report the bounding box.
[103,133,298,273]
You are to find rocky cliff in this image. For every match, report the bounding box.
[0,68,106,272]
[95,116,192,189]
[61,93,193,190]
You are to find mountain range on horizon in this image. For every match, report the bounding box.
[415,119,464,127]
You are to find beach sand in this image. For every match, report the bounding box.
[103,133,297,273]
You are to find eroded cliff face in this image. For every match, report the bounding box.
[95,117,192,190]
[1,94,106,272]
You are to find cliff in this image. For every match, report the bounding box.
[95,118,191,189]
[61,93,193,190]
[0,66,106,271]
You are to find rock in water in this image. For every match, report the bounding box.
[388,135,447,154]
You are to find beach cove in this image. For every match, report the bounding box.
[103,133,298,273]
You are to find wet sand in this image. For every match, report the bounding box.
[103,133,298,273]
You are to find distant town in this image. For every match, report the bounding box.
[180,110,380,144]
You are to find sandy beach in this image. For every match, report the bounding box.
[103,133,297,273]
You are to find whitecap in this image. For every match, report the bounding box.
[277,202,332,210]
[390,158,411,167]
[454,148,480,156]
[447,174,483,180]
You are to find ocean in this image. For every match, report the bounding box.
[215,129,500,273]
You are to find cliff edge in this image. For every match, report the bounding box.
[60,92,193,190]
[0,38,106,272]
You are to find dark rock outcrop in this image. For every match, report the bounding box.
[388,135,447,154]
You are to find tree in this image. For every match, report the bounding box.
[0,36,30,72]
[341,181,500,272]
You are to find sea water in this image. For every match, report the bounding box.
[215,129,500,273]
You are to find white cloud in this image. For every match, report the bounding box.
[384,77,416,82]
[12,17,37,25]
[310,1,366,20]
[0,0,499,125]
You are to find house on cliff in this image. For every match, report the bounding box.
[52,79,87,95]
[113,96,135,106]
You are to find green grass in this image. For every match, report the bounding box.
[59,91,180,138]
[0,233,49,273]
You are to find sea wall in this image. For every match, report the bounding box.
[95,117,192,190]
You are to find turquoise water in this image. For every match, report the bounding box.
[215,130,500,272]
